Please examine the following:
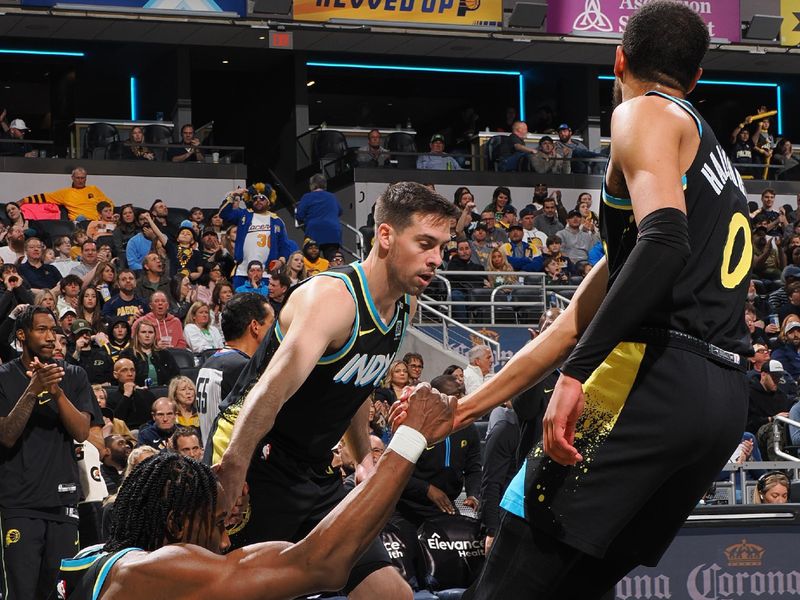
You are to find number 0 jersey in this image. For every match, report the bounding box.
[601,91,752,355]
[209,263,410,465]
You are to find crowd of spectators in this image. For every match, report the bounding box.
[411,182,603,322]
[5,121,800,597]
[729,107,798,181]
[738,189,800,468]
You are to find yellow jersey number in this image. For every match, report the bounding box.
[720,212,752,289]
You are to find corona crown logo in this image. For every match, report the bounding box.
[724,539,765,567]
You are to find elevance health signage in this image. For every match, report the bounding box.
[548,0,741,42]
[293,0,502,27]
[21,0,246,16]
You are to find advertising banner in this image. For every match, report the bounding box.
[547,0,741,42]
[21,0,245,16]
[616,529,800,600]
[293,0,502,27]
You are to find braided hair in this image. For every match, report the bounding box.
[104,452,218,552]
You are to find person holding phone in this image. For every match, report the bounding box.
[167,123,204,163]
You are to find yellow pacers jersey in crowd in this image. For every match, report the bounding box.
[21,185,113,221]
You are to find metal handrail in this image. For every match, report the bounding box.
[430,270,549,324]
[414,297,501,359]
[340,221,365,261]
[432,272,453,318]
[773,415,800,462]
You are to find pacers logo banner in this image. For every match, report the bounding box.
[547,0,741,42]
[293,0,502,27]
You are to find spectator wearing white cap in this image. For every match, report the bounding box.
[747,358,794,459]
[0,110,36,157]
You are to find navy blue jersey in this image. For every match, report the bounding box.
[210,263,410,464]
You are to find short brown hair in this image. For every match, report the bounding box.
[373,182,458,232]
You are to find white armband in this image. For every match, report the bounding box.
[388,425,428,464]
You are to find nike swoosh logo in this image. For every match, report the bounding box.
[359,328,376,337]
[38,394,51,405]
[544,388,554,394]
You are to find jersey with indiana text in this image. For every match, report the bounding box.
[209,263,410,464]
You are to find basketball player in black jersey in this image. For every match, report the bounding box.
[211,182,458,599]
[400,4,753,599]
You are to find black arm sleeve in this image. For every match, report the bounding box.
[561,207,691,382]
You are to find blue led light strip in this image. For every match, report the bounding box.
[130,77,138,121]
[308,61,526,121]
[0,48,85,57]
[598,75,783,132]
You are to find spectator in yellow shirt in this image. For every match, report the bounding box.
[302,238,329,276]
[18,166,113,221]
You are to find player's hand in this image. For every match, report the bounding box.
[427,484,455,514]
[393,383,455,446]
[542,374,585,465]
[226,481,249,529]
[213,461,248,519]
[463,495,479,511]
[26,358,64,397]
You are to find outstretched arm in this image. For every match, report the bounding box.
[106,385,454,600]
[215,277,356,514]
[453,256,609,430]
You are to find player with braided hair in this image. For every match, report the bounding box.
[103,452,218,553]
[54,384,454,600]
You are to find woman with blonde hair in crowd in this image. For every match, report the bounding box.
[183,301,224,352]
[118,320,179,387]
[283,250,309,286]
[374,360,409,405]
[168,375,200,431]
[34,288,57,312]
[753,472,790,504]
[484,247,519,289]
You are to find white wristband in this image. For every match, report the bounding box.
[388,425,428,464]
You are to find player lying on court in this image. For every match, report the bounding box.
[54,384,453,600]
